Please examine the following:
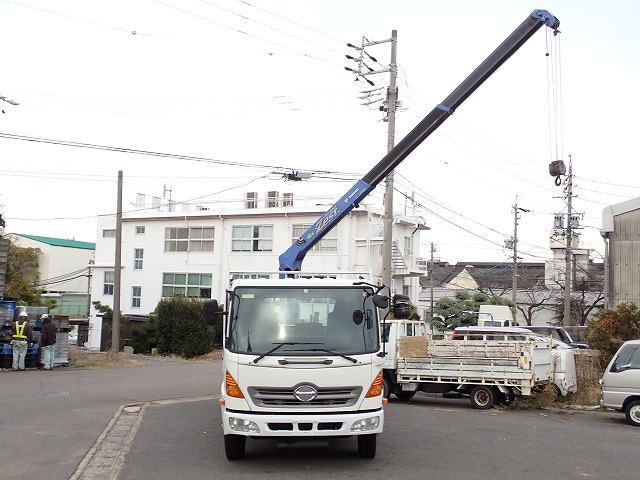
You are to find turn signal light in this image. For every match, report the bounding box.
[366,370,383,398]
[225,371,245,398]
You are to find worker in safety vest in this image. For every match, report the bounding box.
[11,311,33,371]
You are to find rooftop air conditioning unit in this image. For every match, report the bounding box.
[282,192,293,207]
[245,192,257,209]
[266,191,279,208]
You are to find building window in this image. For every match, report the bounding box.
[292,224,337,252]
[103,229,116,238]
[135,226,146,234]
[103,271,114,295]
[165,227,188,252]
[232,225,273,252]
[132,286,141,308]
[134,249,144,270]
[162,273,212,298]
[188,227,215,252]
[164,227,214,252]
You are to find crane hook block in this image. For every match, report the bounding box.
[549,160,566,177]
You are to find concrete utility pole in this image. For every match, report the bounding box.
[346,31,399,298]
[429,243,436,318]
[563,157,574,325]
[112,171,123,352]
[511,197,529,318]
[382,30,398,299]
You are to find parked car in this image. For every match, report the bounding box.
[564,325,588,344]
[600,339,640,427]
[525,325,589,349]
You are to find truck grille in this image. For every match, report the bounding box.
[248,386,362,408]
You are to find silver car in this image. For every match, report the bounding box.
[600,339,640,427]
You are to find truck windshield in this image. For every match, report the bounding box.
[228,286,380,356]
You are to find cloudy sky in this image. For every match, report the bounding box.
[1,0,638,265]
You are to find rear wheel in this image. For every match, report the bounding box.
[357,434,377,458]
[470,386,495,409]
[395,390,416,401]
[224,434,246,460]
[625,400,640,427]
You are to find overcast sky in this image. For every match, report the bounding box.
[1,0,638,266]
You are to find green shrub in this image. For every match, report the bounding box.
[586,302,640,367]
[155,296,216,358]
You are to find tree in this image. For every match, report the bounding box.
[432,291,513,331]
[586,302,640,366]
[516,288,556,326]
[4,241,43,305]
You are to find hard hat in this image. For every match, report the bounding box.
[18,311,28,318]
[41,314,49,320]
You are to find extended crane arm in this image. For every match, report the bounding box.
[279,9,559,272]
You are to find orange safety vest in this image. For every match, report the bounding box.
[14,320,28,339]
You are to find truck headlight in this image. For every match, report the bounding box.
[229,417,260,433]
[351,416,380,432]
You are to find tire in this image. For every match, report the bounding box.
[625,400,640,427]
[382,378,391,400]
[357,434,377,458]
[395,390,416,401]
[470,386,495,410]
[224,434,246,460]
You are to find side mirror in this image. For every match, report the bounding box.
[353,310,364,325]
[372,294,389,309]
[393,294,411,319]
[204,299,222,327]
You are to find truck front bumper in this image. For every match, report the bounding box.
[221,408,383,438]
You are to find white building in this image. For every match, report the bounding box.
[11,234,95,294]
[88,193,427,350]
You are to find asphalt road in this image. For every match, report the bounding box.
[3,357,637,480]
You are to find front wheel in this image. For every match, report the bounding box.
[224,434,246,460]
[357,434,377,458]
[625,400,640,427]
[469,386,495,409]
[382,378,391,400]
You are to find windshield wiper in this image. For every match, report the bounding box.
[251,342,320,364]
[303,348,358,363]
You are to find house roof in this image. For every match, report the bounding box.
[15,234,95,250]
[420,261,546,290]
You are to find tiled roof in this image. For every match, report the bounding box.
[421,261,546,290]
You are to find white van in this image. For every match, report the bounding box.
[600,339,640,427]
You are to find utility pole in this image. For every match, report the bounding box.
[346,31,398,297]
[512,200,519,315]
[86,260,93,318]
[429,243,436,319]
[382,30,398,300]
[563,156,573,325]
[112,171,123,352]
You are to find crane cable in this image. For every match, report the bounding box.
[546,30,564,186]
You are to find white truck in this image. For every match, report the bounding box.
[207,277,405,459]
[474,305,517,327]
[381,319,577,408]
[205,9,560,459]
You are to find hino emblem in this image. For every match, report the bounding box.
[294,385,318,402]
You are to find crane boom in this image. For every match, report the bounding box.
[279,9,559,272]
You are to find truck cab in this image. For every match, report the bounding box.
[208,277,391,459]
